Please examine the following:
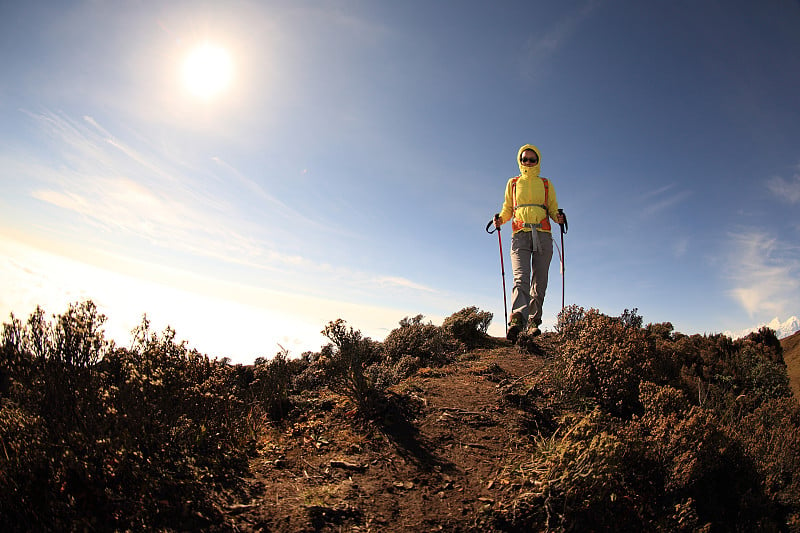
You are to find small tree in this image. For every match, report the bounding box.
[441,306,492,349]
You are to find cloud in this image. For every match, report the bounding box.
[672,237,689,258]
[210,156,300,218]
[638,183,692,217]
[373,276,437,293]
[21,111,303,264]
[726,231,800,317]
[766,165,800,204]
[7,110,442,311]
[521,0,601,77]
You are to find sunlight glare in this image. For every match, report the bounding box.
[181,43,233,100]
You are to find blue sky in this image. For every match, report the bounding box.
[1,0,799,363]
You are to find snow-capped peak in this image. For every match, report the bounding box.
[727,316,800,340]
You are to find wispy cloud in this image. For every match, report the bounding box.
[638,183,692,217]
[7,110,439,302]
[726,231,800,317]
[520,0,601,78]
[23,111,275,264]
[672,236,689,258]
[373,276,437,293]
[766,164,800,204]
[210,156,301,218]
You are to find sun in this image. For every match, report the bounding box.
[181,43,233,100]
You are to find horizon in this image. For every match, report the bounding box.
[1,1,799,363]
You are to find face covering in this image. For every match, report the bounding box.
[517,144,541,180]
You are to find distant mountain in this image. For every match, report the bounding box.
[771,316,800,339]
[726,316,800,340]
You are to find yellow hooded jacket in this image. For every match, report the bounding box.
[497,144,560,234]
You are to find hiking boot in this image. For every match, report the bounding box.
[528,324,541,337]
[506,312,524,344]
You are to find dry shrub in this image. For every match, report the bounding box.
[510,306,800,531]
[500,409,642,531]
[382,314,460,371]
[249,349,307,420]
[0,302,258,531]
[638,380,690,417]
[648,406,740,492]
[441,306,492,349]
[738,326,784,364]
[321,319,387,416]
[668,331,792,415]
[734,397,800,520]
[556,307,656,415]
[634,403,779,530]
[0,403,48,530]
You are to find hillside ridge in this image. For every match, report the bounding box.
[219,324,800,532]
[782,329,800,398]
[3,303,799,532]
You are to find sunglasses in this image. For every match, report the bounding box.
[520,157,539,164]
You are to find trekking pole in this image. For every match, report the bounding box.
[558,209,568,310]
[486,217,508,331]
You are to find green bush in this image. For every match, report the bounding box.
[729,341,791,403]
[645,321,674,341]
[536,409,633,531]
[619,307,644,329]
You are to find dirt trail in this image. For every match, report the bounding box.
[218,339,551,532]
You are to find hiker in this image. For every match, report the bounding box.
[493,144,566,342]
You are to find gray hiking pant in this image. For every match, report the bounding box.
[510,230,553,327]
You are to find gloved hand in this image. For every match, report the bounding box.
[557,209,568,233]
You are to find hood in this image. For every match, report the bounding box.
[517,144,541,180]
